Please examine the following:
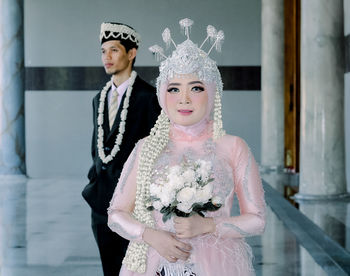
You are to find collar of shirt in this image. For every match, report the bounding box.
[108,77,130,108]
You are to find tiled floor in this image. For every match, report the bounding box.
[297,199,350,253]
[262,171,350,257]
[0,176,335,275]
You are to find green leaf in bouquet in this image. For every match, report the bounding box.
[145,196,158,211]
[160,205,171,214]
[197,179,205,187]
[170,200,179,208]
[192,204,208,217]
[191,203,204,211]
[208,178,215,183]
[160,205,178,223]
[203,201,222,211]
[174,208,191,218]
[162,212,172,223]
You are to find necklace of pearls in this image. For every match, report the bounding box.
[97,71,137,164]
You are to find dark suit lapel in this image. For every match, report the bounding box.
[102,90,110,139]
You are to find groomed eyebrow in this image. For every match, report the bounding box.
[168,81,204,86]
[188,81,204,85]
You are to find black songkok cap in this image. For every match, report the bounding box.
[99,22,141,48]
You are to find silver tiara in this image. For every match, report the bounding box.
[149,18,224,94]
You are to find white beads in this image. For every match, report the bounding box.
[123,111,170,273]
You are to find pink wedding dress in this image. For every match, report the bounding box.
[108,124,266,276]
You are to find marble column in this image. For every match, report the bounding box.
[344,0,350,191]
[296,0,347,199]
[0,0,25,175]
[261,0,285,171]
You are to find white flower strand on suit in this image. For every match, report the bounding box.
[97,71,137,164]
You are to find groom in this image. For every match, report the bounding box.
[82,22,160,276]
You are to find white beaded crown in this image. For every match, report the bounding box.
[149,18,226,139]
[100,22,141,46]
[149,18,225,96]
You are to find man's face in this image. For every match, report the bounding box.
[101,40,131,75]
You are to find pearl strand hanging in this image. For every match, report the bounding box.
[123,111,170,273]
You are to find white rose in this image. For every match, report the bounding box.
[204,182,213,193]
[150,184,162,197]
[212,196,223,206]
[182,169,196,184]
[198,167,209,181]
[195,183,213,203]
[167,175,184,190]
[195,189,211,204]
[177,187,196,203]
[160,186,175,206]
[153,200,163,210]
[177,202,193,213]
[168,165,181,176]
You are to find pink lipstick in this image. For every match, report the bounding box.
[178,109,193,116]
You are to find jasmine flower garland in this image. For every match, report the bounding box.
[97,71,137,164]
[122,110,170,273]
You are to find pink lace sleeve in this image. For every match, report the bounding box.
[107,140,146,242]
[214,136,266,238]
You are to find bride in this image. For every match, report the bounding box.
[107,19,266,276]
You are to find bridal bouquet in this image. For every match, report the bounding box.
[147,159,222,222]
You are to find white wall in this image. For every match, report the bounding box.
[25,91,96,178]
[24,0,261,67]
[24,0,262,178]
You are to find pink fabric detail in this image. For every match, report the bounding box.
[107,140,146,242]
[172,118,209,137]
[107,131,266,275]
[170,121,213,142]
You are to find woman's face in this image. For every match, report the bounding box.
[165,76,208,126]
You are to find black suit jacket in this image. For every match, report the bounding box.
[82,76,161,219]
